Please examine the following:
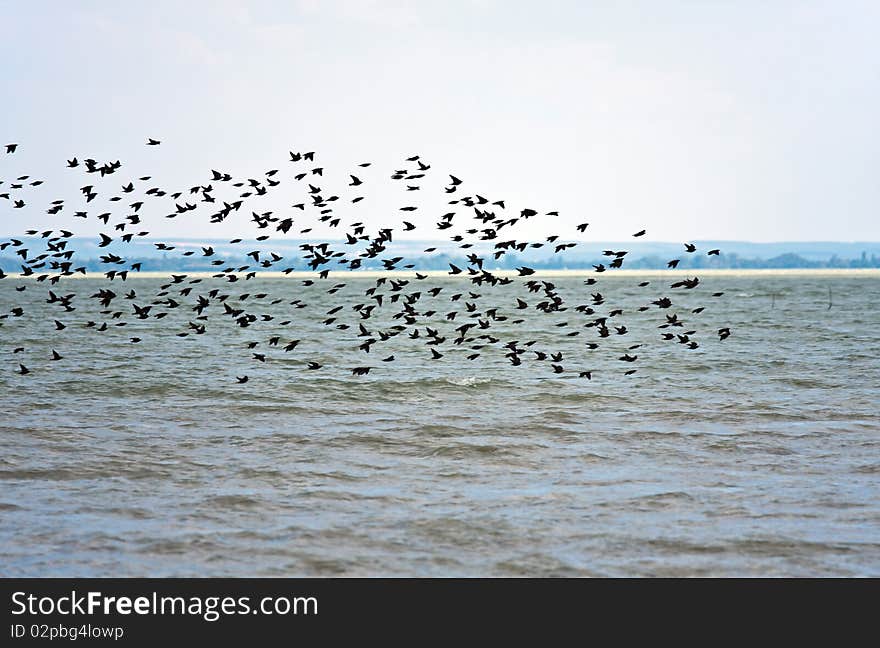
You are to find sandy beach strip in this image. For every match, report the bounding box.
[8,268,880,280]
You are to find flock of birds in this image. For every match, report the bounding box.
[1,140,732,383]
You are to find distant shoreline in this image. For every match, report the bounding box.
[8,268,880,280]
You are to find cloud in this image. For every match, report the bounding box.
[295,0,422,29]
[172,31,219,66]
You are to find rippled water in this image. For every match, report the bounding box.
[1,274,878,576]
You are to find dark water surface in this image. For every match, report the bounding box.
[1,274,878,576]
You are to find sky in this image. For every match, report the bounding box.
[1,0,878,242]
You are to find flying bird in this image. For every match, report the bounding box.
[2,137,732,385]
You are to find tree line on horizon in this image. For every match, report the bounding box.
[2,250,879,273]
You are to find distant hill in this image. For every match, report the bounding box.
[2,238,880,272]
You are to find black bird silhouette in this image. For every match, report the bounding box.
[2,138,733,384]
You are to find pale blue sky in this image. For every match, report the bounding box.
[1,0,878,241]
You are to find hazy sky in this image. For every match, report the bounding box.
[2,0,878,242]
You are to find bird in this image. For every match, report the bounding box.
[1,139,732,385]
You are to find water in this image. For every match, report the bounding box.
[1,273,878,576]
